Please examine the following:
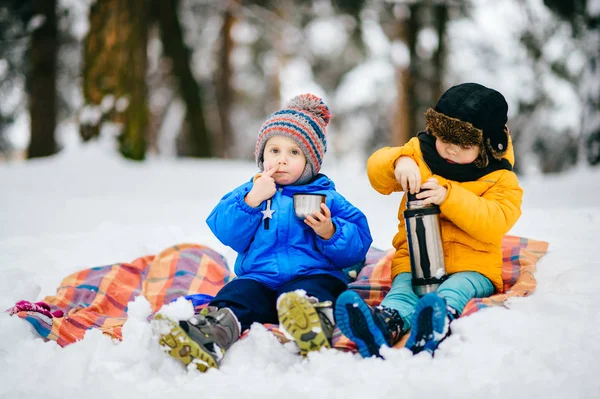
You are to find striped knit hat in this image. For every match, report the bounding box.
[255,93,331,185]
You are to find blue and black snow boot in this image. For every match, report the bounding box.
[335,290,407,358]
[405,293,457,355]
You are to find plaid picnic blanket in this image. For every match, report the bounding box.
[332,235,549,350]
[9,244,233,347]
[9,236,548,351]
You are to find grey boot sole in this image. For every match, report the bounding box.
[152,314,219,372]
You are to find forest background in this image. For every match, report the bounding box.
[0,0,598,175]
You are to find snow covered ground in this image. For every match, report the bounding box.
[1,144,599,399]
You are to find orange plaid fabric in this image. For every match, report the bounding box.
[13,236,547,351]
[332,235,548,351]
[14,244,232,347]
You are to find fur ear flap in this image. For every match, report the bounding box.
[474,146,489,168]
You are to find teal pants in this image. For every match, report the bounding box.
[380,272,494,329]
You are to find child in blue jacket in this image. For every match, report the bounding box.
[154,94,372,372]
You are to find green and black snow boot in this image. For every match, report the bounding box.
[152,306,241,372]
[276,291,333,356]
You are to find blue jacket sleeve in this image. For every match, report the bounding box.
[316,193,373,269]
[206,181,263,253]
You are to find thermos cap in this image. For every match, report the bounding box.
[406,189,436,209]
[406,192,419,202]
[405,189,440,215]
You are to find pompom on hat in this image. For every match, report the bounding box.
[424,82,509,168]
[255,93,331,184]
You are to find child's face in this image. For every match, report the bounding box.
[434,135,480,165]
[263,136,307,185]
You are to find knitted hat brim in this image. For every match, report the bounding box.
[255,125,320,172]
[255,126,318,186]
[254,93,330,185]
[256,113,324,167]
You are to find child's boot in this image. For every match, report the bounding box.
[334,290,408,358]
[405,292,458,355]
[276,291,332,356]
[152,306,241,372]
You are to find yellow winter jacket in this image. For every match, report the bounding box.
[367,136,523,292]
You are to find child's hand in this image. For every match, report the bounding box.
[245,164,279,207]
[305,203,336,240]
[394,156,421,194]
[417,178,447,205]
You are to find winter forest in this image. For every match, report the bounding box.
[2,2,600,398]
[0,0,599,173]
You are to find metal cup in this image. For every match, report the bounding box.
[293,193,326,219]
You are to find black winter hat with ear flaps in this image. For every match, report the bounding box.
[424,82,509,168]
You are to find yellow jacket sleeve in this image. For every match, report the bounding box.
[367,137,422,195]
[437,171,523,244]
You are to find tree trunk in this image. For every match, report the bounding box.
[154,0,212,157]
[27,0,57,159]
[214,3,235,158]
[581,14,600,165]
[119,0,148,160]
[392,4,419,147]
[431,5,448,102]
[81,0,148,160]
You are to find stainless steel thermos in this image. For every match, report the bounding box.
[404,191,447,296]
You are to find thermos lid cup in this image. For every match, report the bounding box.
[406,188,431,203]
[406,192,419,202]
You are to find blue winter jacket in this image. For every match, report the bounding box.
[206,174,373,289]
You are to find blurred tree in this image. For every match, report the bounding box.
[1,0,82,160]
[55,4,86,132]
[0,0,30,159]
[213,0,235,158]
[381,2,450,146]
[331,0,365,20]
[152,0,213,157]
[505,0,594,172]
[385,3,419,147]
[27,0,58,158]
[543,0,586,27]
[312,0,367,92]
[543,0,600,166]
[201,0,297,158]
[431,4,448,101]
[81,0,148,160]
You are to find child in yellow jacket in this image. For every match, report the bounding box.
[335,83,523,357]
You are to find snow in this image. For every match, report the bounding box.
[279,58,327,104]
[589,0,600,16]
[1,0,600,396]
[58,0,95,41]
[1,143,599,399]
[334,59,396,112]
[306,17,349,58]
